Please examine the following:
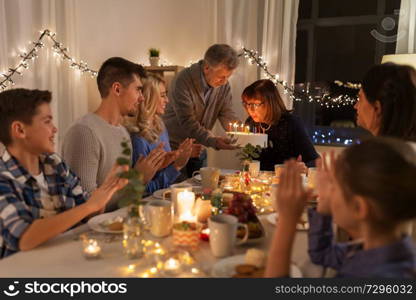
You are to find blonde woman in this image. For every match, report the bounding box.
[127,74,194,194]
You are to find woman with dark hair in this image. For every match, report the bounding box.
[355,63,416,141]
[354,62,416,241]
[242,79,319,171]
[304,63,416,272]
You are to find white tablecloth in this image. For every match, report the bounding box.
[0,181,323,278]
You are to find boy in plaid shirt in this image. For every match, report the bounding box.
[0,89,127,258]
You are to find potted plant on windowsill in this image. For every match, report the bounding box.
[148,48,160,67]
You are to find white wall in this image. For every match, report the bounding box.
[73,0,216,111]
[73,0,257,168]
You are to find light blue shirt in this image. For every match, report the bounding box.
[307,208,416,278]
[131,130,180,195]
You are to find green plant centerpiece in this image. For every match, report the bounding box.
[236,143,262,188]
[148,48,160,57]
[116,139,145,216]
[236,143,262,169]
[116,139,145,259]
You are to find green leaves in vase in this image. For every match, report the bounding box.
[116,139,145,208]
[236,143,262,163]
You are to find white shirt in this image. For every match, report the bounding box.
[33,172,57,217]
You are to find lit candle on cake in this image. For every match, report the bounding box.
[225,130,268,148]
[228,122,232,132]
[245,125,250,133]
[233,122,238,132]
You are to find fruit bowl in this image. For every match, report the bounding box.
[224,192,266,244]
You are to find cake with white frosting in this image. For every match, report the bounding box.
[227,132,268,148]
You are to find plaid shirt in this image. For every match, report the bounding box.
[0,150,88,258]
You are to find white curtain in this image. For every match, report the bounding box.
[396,0,416,54]
[214,0,299,114]
[260,0,299,109]
[208,0,299,168]
[0,0,88,153]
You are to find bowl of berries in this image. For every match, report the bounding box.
[224,192,266,244]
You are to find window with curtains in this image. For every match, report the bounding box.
[294,0,401,146]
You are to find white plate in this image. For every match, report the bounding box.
[211,254,302,278]
[87,211,125,233]
[266,213,309,231]
[193,174,201,182]
[152,188,171,199]
[152,186,203,199]
[192,170,239,183]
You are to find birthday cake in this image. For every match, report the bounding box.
[227,132,268,148]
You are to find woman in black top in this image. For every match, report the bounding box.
[242,79,319,171]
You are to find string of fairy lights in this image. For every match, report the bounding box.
[241,47,360,108]
[1,30,359,108]
[0,29,97,91]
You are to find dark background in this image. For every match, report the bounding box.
[294,0,401,144]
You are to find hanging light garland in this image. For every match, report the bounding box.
[334,80,361,90]
[241,47,360,108]
[0,29,98,92]
[0,31,359,110]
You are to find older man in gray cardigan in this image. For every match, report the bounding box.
[163,44,240,177]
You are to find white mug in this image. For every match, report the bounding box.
[274,164,284,178]
[192,167,220,189]
[248,160,260,177]
[145,200,173,238]
[271,183,279,212]
[208,214,249,257]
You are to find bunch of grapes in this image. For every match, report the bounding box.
[225,192,257,223]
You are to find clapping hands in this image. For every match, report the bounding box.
[295,155,308,174]
[89,163,129,212]
[134,143,166,183]
[315,152,337,215]
[191,143,203,158]
[173,138,194,170]
[276,160,314,223]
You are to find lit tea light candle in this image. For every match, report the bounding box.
[177,190,196,221]
[200,228,210,241]
[128,264,136,272]
[195,198,211,223]
[141,272,150,278]
[83,239,101,259]
[164,258,181,271]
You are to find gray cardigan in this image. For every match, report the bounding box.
[162,60,239,150]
